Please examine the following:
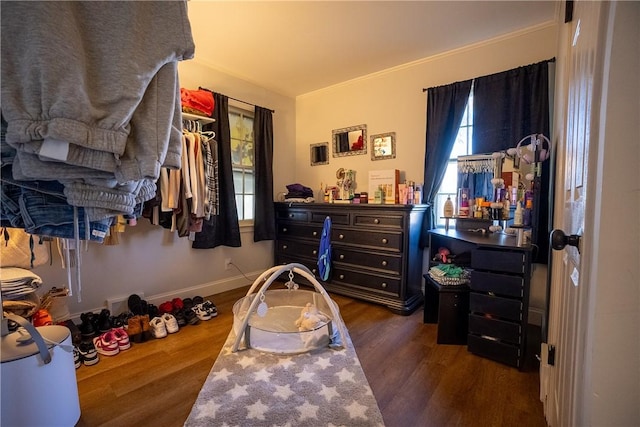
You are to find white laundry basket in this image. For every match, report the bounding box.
[1,316,80,427]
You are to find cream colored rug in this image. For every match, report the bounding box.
[184,325,385,427]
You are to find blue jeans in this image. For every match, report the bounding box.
[1,168,112,242]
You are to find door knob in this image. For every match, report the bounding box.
[550,229,581,253]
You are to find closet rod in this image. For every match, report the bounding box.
[227,95,275,114]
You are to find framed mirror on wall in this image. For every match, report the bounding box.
[332,124,367,157]
[310,142,329,166]
[371,132,396,160]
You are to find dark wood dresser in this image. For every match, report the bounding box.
[428,228,532,369]
[274,202,428,315]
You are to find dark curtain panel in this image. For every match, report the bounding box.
[472,60,550,154]
[422,80,473,236]
[472,60,551,262]
[253,106,275,242]
[192,92,241,249]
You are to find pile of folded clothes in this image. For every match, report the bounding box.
[284,183,314,203]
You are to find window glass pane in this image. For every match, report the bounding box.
[244,171,254,194]
[449,127,469,159]
[439,162,458,194]
[235,194,244,219]
[244,195,254,219]
[233,170,243,193]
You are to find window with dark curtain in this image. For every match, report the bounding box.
[253,106,275,242]
[472,59,552,262]
[192,92,242,249]
[422,80,473,236]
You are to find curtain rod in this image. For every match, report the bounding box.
[228,95,275,114]
[422,57,556,92]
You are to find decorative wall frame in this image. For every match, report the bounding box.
[370,132,396,161]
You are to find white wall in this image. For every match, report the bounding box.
[295,24,558,319]
[30,60,297,318]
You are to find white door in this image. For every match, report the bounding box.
[542,1,604,426]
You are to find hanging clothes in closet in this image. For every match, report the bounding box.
[144,119,219,239]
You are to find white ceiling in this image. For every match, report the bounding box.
[187,1,558,98]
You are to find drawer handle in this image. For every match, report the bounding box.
[381,260,387,266]
[312,250,317,255]
[313,231,318,236]
[282,245,288,250]
[339,274,345,280]
[312,268,317,274]
[339,234,344,240]
[374,218,380,224]
[282,227,288,233]
[381,282,387,288]
[339,254,345,260]
[289,214,294,218]
[382,238,388,244]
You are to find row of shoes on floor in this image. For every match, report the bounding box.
[73,294,217,368]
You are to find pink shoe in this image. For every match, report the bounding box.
[112,327,131,350]
[93,331,120,356]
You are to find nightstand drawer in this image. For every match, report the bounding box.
[352,213,404,229]
[471,249,525,274]
[468,313,521,344]
[470,293,522,321]
[332,228,402,252]
[470,271,524,298]
[332,247,401,274]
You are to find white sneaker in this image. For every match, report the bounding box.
[150,316,167,339]
[161,313,179,334]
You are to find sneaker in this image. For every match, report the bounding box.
[171,298,184,310]
[140,314,152,342]
[127,315,143,343]
[150,317,167,339]
[97,309,112,333]
[201,300,218,318]
[158,301,173,315]
[93,331,120,356]
[173,309,187,327]
[73,346,81,369]
[79,312,96,339]
[192,304,211,321]
[112,327,131,350]
[161,313,179,334]
[78,341,100,366]
[184,308,200,325]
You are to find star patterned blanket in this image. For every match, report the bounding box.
[184,324,385,426]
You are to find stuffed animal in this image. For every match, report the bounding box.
[294,303,329,331]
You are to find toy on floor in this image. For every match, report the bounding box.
[294,303,329,331]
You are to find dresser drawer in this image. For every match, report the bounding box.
[277,223,322,241]
[468,313,521,344]
[470,293,522,321]
[309,211,350,225]
[276,239,321,259]
[274,256,319,278]
[333,247,401,274]
[471,249,525,274]
[332,267,401,296]
[275,209,309,222]
[467,334,520,368]
[352,212,404,229]
[332,228,402,252]
[470,271,524,298]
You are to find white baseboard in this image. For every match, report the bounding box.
[68,270,261,323]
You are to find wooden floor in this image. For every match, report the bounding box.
[75,285,546,427]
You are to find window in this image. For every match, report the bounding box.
[434,92,473,227]
[229,106,254,222]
